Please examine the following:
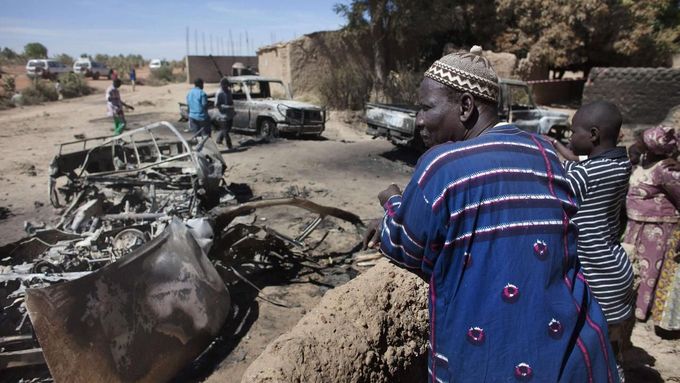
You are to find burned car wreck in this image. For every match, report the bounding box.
[0,122,362,382]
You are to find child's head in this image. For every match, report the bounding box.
[569,101,622,156]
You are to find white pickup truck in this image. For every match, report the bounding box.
[365,78,571,150]
[73,59,110,80]
[26,59,71,79]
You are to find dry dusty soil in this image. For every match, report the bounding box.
[0,80,678,382]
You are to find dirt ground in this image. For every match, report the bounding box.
[0,80,678,382]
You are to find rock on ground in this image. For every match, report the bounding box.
[241,259,429,383]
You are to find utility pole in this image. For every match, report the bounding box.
[245,30,249,56]
[210,34,213,54]
[185,26,189,56]
[239,33,242,56]
[194,29,198,55]
[202,32,206,55]
[229,29,234,56]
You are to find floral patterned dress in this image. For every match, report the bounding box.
[623,160,680,321]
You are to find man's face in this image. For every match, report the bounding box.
[416,78,465,147]
[568,111,594,156]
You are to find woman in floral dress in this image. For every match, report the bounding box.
[623,126,680,322]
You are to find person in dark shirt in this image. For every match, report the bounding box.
[213,77,235,149]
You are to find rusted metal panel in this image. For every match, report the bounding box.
[25,218,230,383]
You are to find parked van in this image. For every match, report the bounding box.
[73,59,110,80]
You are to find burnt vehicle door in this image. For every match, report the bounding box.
[230,80,253,131]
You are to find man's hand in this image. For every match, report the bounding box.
[362,218,382,250]
[378,184,402,206]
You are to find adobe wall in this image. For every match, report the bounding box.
[258,31,372,100]
[582,67,680,124]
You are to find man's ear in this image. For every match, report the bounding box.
[460,92,475,122]
[590,126,600,144]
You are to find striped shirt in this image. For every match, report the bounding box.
[380,124,618,383]
[565,147,634,324]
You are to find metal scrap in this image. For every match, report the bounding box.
[0,121,364,381]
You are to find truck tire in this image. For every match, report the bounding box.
[93,72,100,80]
[258,118,278,139]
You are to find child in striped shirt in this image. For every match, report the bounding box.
[551,100,634,379]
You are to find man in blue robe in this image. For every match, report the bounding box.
[365,46,619,382]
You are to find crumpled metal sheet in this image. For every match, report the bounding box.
[24,218,230,383]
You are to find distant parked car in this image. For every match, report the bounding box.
[73,59,110,80]
[149,59,169,70]
[26,59,71,79]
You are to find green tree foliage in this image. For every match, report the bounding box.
[57,73,93,98]
[495,0,680,74]
[54,53,75,66]
[1,47,20,60]
[94,54,145,78]
[23,42,48,59]
[21,79,58,104]
[336,0,679,83]
[334,0,498,87]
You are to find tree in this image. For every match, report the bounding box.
[54,53,74,66]
[495,0,680,76]
[23,42,48,59]
[1,47,19,60]
[334,0,499,100]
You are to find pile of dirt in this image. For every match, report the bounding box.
[241,259,429,383]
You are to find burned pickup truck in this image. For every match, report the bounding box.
[366,78,571,150]
[180,76,327,138]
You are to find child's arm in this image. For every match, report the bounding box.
[543,136,579,161]
[563,161,590,206]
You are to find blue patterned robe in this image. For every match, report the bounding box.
[380,124,619,382]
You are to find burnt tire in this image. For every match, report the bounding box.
[93,72,100,80]
[258,118,278,139]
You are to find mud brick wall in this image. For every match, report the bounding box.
[241,259,429,383]
[258,30,372,101]
[582,67,680,124]
[186,55,258,83]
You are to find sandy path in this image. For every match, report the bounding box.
[0,81,677,382]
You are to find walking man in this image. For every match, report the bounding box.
[212,77,235,149]
[106,78,133,135]
[186,78,211,137]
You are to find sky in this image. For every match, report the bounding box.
[0,0,348,60]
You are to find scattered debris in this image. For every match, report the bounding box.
[0,121,364,381]
[17,163,37,177]
[0,207,11,220]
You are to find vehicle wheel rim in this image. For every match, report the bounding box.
[261,121,277,138]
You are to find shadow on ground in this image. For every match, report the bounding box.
[625,346,663,383]
[379,146,422,167]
